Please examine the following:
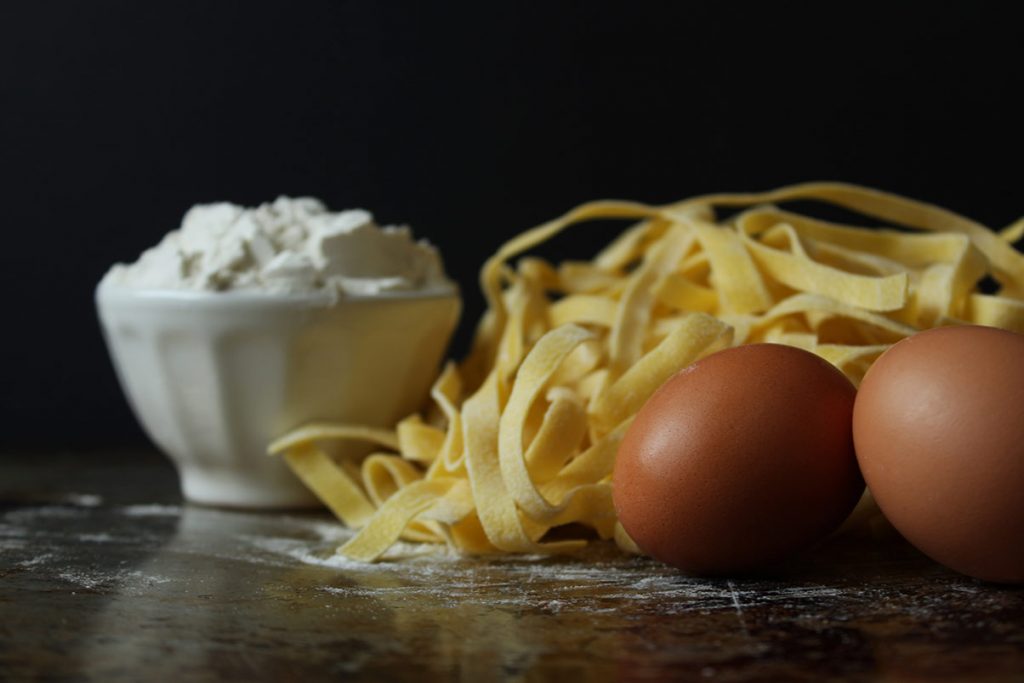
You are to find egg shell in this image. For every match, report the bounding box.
[853,325,1024,584]
[613,343,863,575]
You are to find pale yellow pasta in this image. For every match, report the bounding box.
[607,221,693,376]
[548,295,618,328]
[283,444,375,529]
[1001,217,1024,244]
[499,324,595,519]
[589,314,732,435]
[523,387,587,481]
[395,415,445,465]
[361,453,423,507]
[268,182,1024,561]
[689,218,773,315]
[339,479,461,560]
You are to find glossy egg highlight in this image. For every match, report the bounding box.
[613,343,863,575]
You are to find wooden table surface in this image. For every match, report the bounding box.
[2,452,1022,682]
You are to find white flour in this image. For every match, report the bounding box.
[117,504,183,517]
[102,196,454,296]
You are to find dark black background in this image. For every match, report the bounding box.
[2,2,1021,450]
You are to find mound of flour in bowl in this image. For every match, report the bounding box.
[103,197,454,296]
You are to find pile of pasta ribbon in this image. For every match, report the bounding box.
[269,182,1024,561]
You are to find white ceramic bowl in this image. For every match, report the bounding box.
[96,282,460,508]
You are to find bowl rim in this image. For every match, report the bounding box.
[95,277,460,307]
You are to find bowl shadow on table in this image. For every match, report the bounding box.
[58,504,396,680]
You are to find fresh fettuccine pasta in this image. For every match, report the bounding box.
[267,182,1024,561]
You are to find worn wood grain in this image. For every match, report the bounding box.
[1,453,1022,682]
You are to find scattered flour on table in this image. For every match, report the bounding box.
[118,504,182,517]
[240,521,859,612]
[0,501,956,616]
[16,553,57,568]
[57,570,110,590]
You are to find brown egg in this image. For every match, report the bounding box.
[853,325,1024,583]
[613,343,863,575]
